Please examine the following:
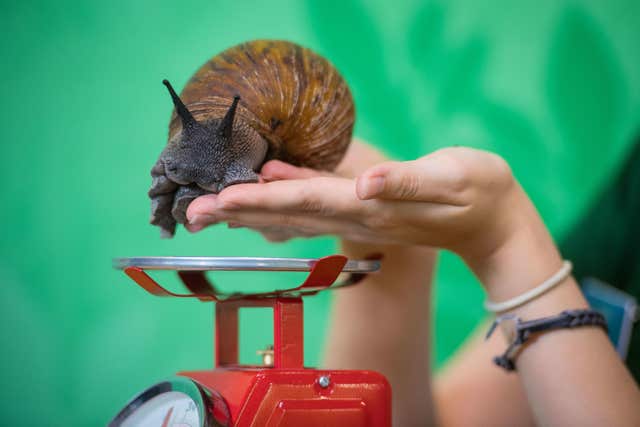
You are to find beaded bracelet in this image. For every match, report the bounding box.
[485,309,608,371]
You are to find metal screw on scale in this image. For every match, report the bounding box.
[317,375,331,388]
[257,345,275,367]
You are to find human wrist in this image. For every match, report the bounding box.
[463,185,565,304]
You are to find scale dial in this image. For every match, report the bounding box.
[110,377,229,427]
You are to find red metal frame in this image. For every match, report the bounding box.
[214,297,304,369]
[120,254,391,426]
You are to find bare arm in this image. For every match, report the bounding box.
[462,187,640,426]
[435,322,535,426]
[323,241,437,427]
[438,183,640,426]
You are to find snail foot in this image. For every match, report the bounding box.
[150,192,177,238]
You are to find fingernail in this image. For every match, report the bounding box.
[188,214,217,226]
[359,176,385,199]
[185,223,205,233]
[227,222,244,229]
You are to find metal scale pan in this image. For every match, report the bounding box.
[113,255,381,301]
[113,256,381,273]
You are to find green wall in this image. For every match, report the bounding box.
[1,0,639,425]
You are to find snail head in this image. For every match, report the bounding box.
[157,80,267,193]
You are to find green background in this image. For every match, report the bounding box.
[1,0,639,425]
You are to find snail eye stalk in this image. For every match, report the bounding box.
[218,95,241,139]
[163,79,197,130]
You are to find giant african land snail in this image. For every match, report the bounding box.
[150,40,355,237]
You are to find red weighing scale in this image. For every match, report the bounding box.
[110,255,391,427]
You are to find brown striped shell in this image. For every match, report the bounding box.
[170,39,355,170]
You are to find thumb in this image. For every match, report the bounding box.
[356,160,454,203]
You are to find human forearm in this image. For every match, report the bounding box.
[434,323,535,427]
[324,241,437,427]
[465,183,640,426]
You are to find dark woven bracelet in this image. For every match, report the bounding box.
[487,309,608,372]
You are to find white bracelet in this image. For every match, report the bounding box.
[484,261,573,313]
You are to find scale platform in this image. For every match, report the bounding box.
[113,255,381,301]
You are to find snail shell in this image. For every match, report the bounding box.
[150,39,355,237]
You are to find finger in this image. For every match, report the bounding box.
[209,177,364,218]
[256,226,295,242]
[185,193,220,226]
[260,160,328,181]
[261,230,293,242]
[254,225,313,242]
[185,190,358,233]
[356,156,469,205]
[227,222,296,242]
[186,170,341,222]
[189,195,464,246]
[185,222,206,233]
[198,209,372,241]
[172,185,207,224]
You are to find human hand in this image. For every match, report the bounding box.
[186,139,388,242]
[187,145,528,262]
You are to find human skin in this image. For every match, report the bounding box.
[186,141,640,426]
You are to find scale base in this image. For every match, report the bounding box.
[181,368,391,426]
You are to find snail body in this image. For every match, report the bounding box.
[150,39,355,237]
